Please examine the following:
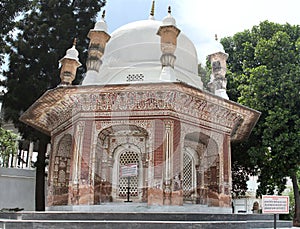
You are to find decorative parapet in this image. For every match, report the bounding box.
[19,82,260,141]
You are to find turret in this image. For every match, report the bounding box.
[86,11,111,72]
[59,39,82,85]
[157,6,181,81]
[208,35,229,99]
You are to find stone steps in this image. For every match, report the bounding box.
[0,212,293,229]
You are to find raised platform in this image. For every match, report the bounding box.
[46,203,232,213]
[0,204,293,229]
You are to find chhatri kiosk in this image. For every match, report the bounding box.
[20,4,260,212]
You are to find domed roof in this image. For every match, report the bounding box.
[82,19,203,89]
[60,45,79,62]
[93,11,108,32]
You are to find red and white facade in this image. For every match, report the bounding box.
[20,6,260,211]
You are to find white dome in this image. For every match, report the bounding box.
[209,38,226,54]
[60,45,79,62]
[94,18,108,32]
[162,13,176,26]
[82,19,202,89]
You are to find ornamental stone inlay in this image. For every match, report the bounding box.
[20,83,259,142]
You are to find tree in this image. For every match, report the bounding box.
[198,63,210,89]
[0,127,18,167]
[222,21,300,225]
[0,0,31,66]
[2,0,106,211]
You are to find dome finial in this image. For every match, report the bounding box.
[215,34,218,41]
[102,10,106,19]
[168,6,171,14]
[73,38,77,47]
[150,0,155,16]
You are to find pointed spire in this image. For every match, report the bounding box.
[150,0,155,16]
[73,37,77,47]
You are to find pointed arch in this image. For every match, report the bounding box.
[52,134,72,205]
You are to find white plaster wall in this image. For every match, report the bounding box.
[0,167,36,210]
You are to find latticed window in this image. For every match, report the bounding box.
[183,152,193,200]
[118,151,139,198]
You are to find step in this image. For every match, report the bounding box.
[0,212,293,229]
[0,219,248,229]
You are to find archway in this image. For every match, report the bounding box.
[112,144,143,202]
[183,132,219,205]
[52,134,72,205]
[95,124,149,204]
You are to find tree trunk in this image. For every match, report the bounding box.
[291,172,300,226]
[35,135,49,211]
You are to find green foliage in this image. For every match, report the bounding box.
[231,161,249,198]
[0,127,19,167]
[222,20,300,223]
[2,0,106,140]
[198,63,210,89]
[0,0,31,66]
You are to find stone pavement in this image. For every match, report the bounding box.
[0,203,294,229]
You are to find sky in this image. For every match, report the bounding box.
[102,0,300,64]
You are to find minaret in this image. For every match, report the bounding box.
[157,6,181,81]
[208,34,229,99]
[86,10,111,72]
[59,39,82,85]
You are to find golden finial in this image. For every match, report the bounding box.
[215,34,218,41]
[150,0,155,16]
[102,10,106,19]
[73,38,77,47]
[168,6,171,14]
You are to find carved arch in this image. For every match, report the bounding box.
[52,134,72,205]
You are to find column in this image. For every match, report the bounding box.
[163,121,172,205]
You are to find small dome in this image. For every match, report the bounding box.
[61,45,79,62]
[82,19,202,89]
[162,14,176,26]
[93,11,108,32]
[162,7,176,26]
[94,19,108,32]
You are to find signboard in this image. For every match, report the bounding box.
[120,164,138,178]
[262,195,289,214]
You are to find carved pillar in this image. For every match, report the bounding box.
[142,152,149,202]
[171,119,183,205]
[69,122,84,205]
[163,121,173,205]
[148,119,164,205]
[222,134,231,207]
[77,120,94,205]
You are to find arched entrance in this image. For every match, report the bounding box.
[95,124,148,204]
[113,145,142,202]
[51,134,72,205]
[183,132,219,205]
[183,148,197,202]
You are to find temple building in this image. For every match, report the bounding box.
[20,3,260,212]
